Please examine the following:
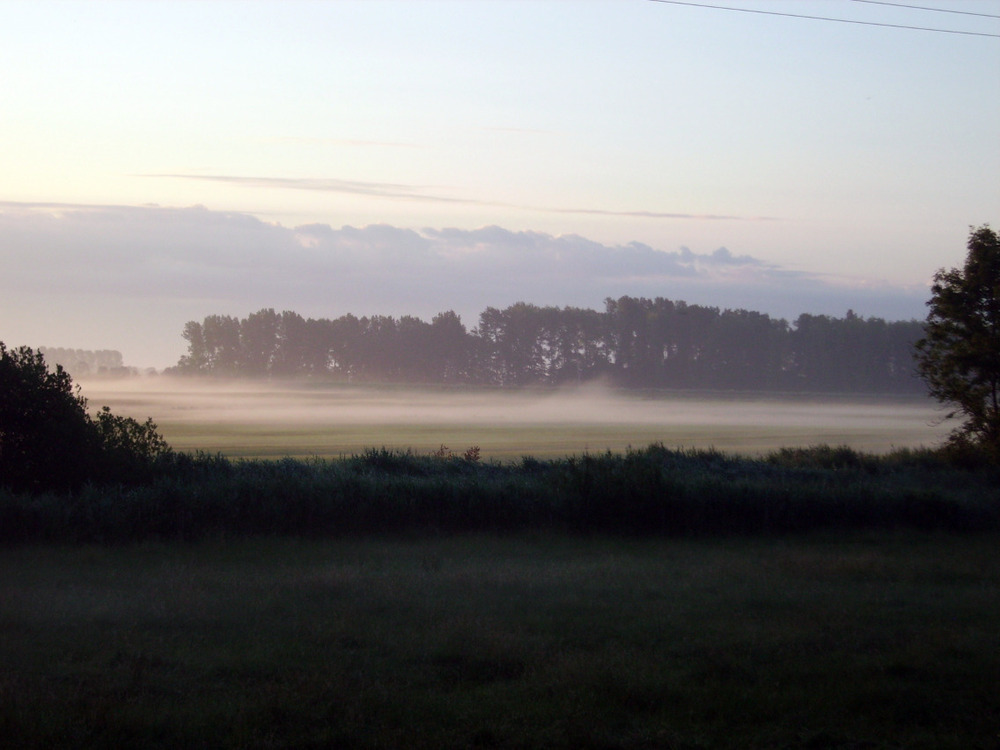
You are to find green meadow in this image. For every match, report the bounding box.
[4,382,995,747]
[3,533,999,749]
[81,380,951,460]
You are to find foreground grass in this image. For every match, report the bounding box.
[2,533,998,749]
[2,445,998,543]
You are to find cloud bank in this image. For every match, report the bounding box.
[0,203,929,368]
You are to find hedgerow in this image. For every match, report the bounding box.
[0,444,996,543]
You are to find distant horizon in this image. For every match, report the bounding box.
[31,277,931,373]
[2,204,936,370]
[2,1,995,368]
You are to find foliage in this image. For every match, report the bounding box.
[91,406,173,484]
[37,347,133,379]
[915,225,1000,459]
[0,342,95,492]
[0,342,171,493]
[1,443,996,543]
[430,444,482,462]
[171,300,925,394]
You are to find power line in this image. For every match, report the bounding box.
[646,0,1000,37]
[847,0,1000,20]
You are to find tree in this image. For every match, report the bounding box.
[914,224,1000,458]
[177,321,208,373]
[240,308,280,376]
[429,311,471,383]
[91,406,172,485]
[0,343,171,493]
[1,343,94,492]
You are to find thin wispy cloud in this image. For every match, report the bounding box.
[143,173,777,221]
[145,174,429,200]
[261,136,423,149]
[475,125,557,135]
[547,207,778,221]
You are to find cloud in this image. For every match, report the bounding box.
[262,136,422,149]
[145,174,435,201]
[0,202,927,368]
[546,208,777,221]
[708,246,762,266]
[142,173,778,221]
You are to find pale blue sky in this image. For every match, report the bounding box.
[1,0,998,367]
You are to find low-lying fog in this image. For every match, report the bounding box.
[78,378,952,459]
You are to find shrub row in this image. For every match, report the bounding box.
[1,445,997,543]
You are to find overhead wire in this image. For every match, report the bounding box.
[645,0,1000,38]
[846,0,1000,20]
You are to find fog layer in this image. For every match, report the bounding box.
[79,379,949,459]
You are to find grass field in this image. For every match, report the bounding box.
[79,379,952,459]
[2,533,998,749]
[9,382,988,747]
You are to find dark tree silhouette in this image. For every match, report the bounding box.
[1,343,94,492]
[174,301,925,394]
[915,224,1000,457]
[0,343,171,493]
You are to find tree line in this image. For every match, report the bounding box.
[171,297,924,394]
[38,347,137,378]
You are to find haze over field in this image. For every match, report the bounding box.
[2,1,998,368]
[79,379,953,459]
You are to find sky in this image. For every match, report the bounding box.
[1,0,998,369]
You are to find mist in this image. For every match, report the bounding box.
[78,378,950,459]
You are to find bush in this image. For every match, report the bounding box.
[91,405,173,485]
[0,343,95,492]
[0,444,997,543]
[0,342,171,493]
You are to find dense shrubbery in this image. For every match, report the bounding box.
[1,444,996,543]
[0,343,172,494]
